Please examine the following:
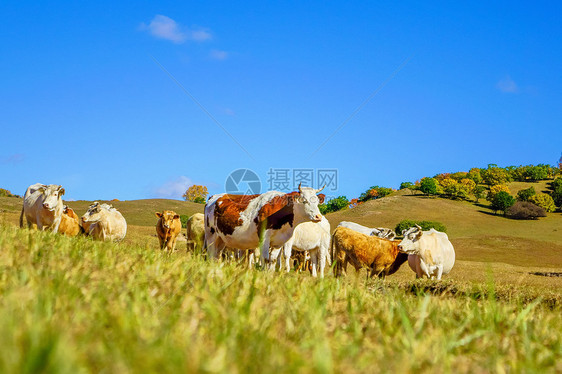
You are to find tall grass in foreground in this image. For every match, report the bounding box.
[0,225,560,373]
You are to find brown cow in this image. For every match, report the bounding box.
[58,206,83,236]
[332,226,408,278]
[155,210,182,251]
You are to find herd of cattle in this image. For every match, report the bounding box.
[18,183,456,279]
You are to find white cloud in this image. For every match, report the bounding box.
[140,15,212,44]
[152,176,194,199]
[223,108,235,116]
[496,75,519,93]
[210,49,228,60]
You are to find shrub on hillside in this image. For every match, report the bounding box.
[440,178,460,198]
[507,201,547,220]
[358,186,393,202]
[395,220,447,235]
[319,196,348,214]
[0,188,17,198]
[516,187,536,202]
[552,186,562,208]
[490,191,515,215]
[529,193,556,213]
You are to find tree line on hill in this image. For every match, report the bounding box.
[319,162,562,220]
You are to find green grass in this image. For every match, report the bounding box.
[0,225,561,373]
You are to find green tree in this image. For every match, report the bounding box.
[358,186,393,202]
[516,187,536,202]
[419,177,440,196]
[552,186,562,208]
[482,164,511,186]
[467,168,482,185]
[490,191,515,215]
[473,185,486,203]
[319,196,349,214]
[400,182,414,190]
[395,220,447,235]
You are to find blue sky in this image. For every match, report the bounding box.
[1,1,561,201]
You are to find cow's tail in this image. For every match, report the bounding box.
[19,206,25,228]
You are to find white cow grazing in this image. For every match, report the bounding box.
[398,225,455,280]
[81,202,127,242]
[278,216,331,278]
[337,221,396,240]
[20,183,65,232]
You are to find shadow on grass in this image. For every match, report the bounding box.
[391,280,561,310]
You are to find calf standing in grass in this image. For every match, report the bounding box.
[398,225,455,280]
[185,213,205,253]
[156,210,182,251]
[332,226,407,278]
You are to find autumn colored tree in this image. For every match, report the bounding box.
[466,168,482,185]
[487,184,510,202]
[183,185,208,203]
[529,193,556,213]
[482,164,511,186]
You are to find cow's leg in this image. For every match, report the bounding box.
[268,247,282,272]
[259,231,272,269]
[282,240,293,273]
[436,265,444,280]
[318,249,327,279]
[309,250,318,278]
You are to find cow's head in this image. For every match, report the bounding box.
[82,202,102,223]
[40,184,64,211]
[156,210,180,229]
[293,183,325,223]
[397,224,423,254]
[63,205,78,220]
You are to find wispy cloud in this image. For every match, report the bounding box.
[223,108,236,116]
[1,153,25,165]
[140,15,212,44]
[152,176,193,199]
[496,75,519,93]
[210,49,228,60]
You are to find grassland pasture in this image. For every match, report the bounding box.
[1,186,561,372]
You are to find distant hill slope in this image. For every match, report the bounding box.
[325,186,562,268]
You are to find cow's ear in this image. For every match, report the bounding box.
[173,214,180,220]
[59,187,65,196]
[416,230,423,240]
[317,193,325,204]
[155,212,162,218]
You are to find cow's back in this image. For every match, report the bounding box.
[291,217,330,251]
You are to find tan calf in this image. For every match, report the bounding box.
[185,213,204,253]
[156,210,182,251]
[58,206,82,236]
[332,226,407,278]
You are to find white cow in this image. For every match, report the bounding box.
[398,225,455,280]
[81,202,127,242]
[277,216,331,278]
[337,221,396,240]
[20,183,65,232]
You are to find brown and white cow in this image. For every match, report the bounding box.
[155,210,182,251]
[332,226,408,278]
[58,206,83,236]
[185,213,205,253]
[204,184,325,267]
[20,183,65,232]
